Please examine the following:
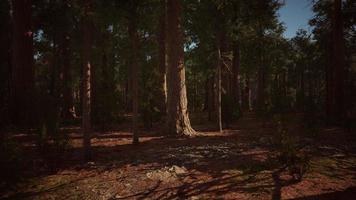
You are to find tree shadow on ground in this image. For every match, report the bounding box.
[2,120,356,199]
[289,187,356,200]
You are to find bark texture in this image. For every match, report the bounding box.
[166,0,195,136]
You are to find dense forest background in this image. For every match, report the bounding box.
[1,0,355,133]
[0,0,356,198]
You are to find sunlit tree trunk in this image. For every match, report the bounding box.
[166,0,195,136]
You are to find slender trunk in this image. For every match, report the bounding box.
[203,77,209,111]
[129,2,140,144]
[215,8,224,132]
[158,0,167,115]
[82,0,93,160]
[232,42,241,107]
[256,22,265,113]
[166,0,195,136]
[216,48,222,132]
[243,75,251,111]
[209,76,214,121]
[11,0,35,127]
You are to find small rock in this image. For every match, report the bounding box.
[146,170,177,182]
[169,165,187,175]
[87,161,95,166]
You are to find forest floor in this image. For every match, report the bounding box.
[1,113,356,200]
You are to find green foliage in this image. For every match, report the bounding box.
[272,114,310,181]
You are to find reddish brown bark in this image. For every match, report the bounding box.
[166,0,195,136]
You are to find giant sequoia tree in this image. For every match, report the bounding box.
[166,0,195,136]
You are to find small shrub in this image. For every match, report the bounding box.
[272,115,310,181]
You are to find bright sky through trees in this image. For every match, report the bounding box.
[278,0,314,38]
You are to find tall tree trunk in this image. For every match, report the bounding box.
[158,0,167,116]
[82,0,93,160]
[330,0,345,121]
[209,76,215,121]
[0,0,11,127]
[216,47,223,132]
[166,0,195,136]
[129,2,139,144]
[60,0,75,120]
[215,8,224,132]
[11,0,35,127]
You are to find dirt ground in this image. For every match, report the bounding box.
[1,113,356,199]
